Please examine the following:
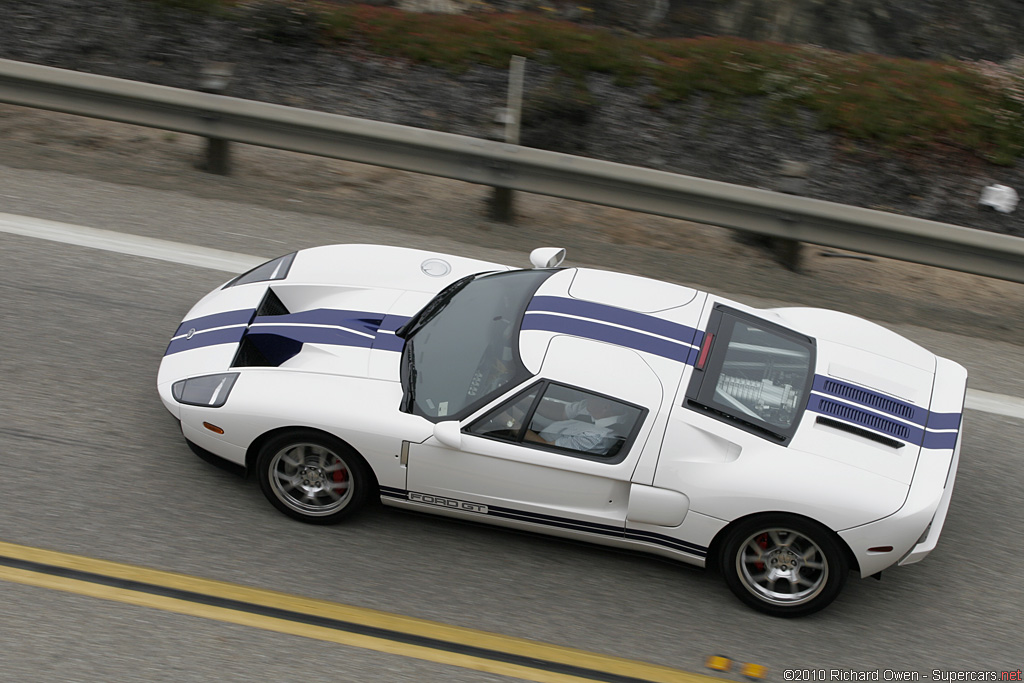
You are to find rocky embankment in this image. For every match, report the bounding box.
[401,0,1024,61]
[2,0,1024,237]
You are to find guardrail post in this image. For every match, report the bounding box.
[490,186,515,222]
[774,160,808,272]
[489,56,525,222]
[198,63,234,175]
[2,58,1022,283]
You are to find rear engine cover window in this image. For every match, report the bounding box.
[687,306,815,443]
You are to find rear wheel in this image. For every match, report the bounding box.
[256,431,372,524]
[720,514,848,617]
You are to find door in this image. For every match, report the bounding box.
[406,336,664,533]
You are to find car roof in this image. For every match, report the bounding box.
[517,268,708,377]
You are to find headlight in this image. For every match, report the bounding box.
[223,252,296,288]
[171,373,239,407]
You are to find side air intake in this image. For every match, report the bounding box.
[231,288,300,368]
[232,333,303,368]
[232,336,272,367]
[256,288,289,317]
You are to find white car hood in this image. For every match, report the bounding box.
[158,245,509,386]
[283,244,509,292]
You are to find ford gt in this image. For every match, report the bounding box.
[157,244,966,616]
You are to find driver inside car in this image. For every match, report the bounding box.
[524,396,626,454]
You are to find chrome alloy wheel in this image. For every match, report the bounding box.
[736,528,829,606]
[267,442,354,517]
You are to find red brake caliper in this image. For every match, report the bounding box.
[754,533,769,571]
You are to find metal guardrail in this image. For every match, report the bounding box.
[2,58,1024,284]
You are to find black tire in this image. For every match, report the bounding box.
[719,514,849,618]
[256,430,372,524]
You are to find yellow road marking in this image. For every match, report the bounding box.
[740,663,769,680]
[0,540,723,683]
[706,656,732,672]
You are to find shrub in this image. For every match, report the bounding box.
[136,0,1024,163]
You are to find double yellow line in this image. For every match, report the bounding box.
[0,540,720,683]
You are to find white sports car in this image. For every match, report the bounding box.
[157,244,966,617]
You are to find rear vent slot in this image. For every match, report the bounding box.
[256,288,290,317]
[817,399,909,440]
[815,416,905,449]
[823,380,914,419]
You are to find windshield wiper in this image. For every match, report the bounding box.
[395,273,478,340]
[400,340,417,413]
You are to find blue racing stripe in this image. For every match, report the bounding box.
[246,324,375,348]
[922,430,959,450]
[807,394,924,445]
[528,296,702,345]
[372,332,405,352]
[166,308,412,357]
[253,309,383,336]
[812,376,926,426]
[372,314,411,352]
[173,308,255,338]
[926,412,962,431]
[522,313,697,364]
[165,325,247,355]
[684,345,701,366]
[811,375,962,451]
[922,408,961,450]
[378,314,411,333]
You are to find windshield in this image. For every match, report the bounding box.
[402,269,554,421]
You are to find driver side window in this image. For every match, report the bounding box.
[467,386,540,440]
[467,382,644,461]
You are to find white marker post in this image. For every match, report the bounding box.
[198,62,235,175]
[505,55,525,145]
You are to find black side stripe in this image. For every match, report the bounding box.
[624,530,708,557]
[0,554,666,683]
[486,506,624,539]
[382,488,708,558]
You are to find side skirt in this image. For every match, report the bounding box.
[379,487,707,569]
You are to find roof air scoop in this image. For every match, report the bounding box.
[530,247,566,269]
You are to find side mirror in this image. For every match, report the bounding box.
[432,421,463,449]
[529,247,566,269]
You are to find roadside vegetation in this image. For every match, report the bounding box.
[147,0,1024,164]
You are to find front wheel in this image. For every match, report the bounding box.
[256,431,372,524]
[719,514,848,617]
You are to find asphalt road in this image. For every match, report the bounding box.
[1,166,1022,681]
